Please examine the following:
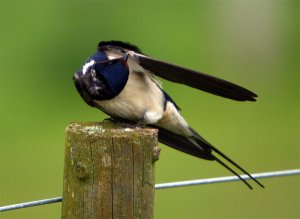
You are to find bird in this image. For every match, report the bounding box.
[74,40,264,189]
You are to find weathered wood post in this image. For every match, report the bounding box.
[61,121,159,219]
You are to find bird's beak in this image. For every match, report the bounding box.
[121,54,129,68]
[125,54,129,61]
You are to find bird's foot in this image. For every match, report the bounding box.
[102,117,145,129]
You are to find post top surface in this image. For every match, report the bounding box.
[66,121,158,137]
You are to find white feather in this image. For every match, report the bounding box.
[82,60,95,75]
[156,101,193,137]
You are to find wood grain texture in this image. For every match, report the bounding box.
[61,121,158,219]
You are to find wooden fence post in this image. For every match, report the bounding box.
[61,121,159,219]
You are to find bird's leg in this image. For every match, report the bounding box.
[136,118,147,128]
[102,117,116,123]
[103,117,147,129]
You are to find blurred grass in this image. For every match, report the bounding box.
[0,0,299,219]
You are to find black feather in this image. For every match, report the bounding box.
[97,41,257,101]
[156,126,264,189]
[134,53,257,102]
[191,128,264,188]
[73,73,96,107]
[156,127,214,160]
[162,89,181,111]
[98,40,143,54]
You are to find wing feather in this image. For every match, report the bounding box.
[133,53,257,101]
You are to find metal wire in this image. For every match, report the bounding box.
[155,168,300,189]
[0,197,62,212]
[1,169,299,212]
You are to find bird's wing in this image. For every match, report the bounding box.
[132,53,257,102]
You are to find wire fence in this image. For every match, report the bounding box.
[1,168,299,212]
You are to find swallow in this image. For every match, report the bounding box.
[74,40,264,189]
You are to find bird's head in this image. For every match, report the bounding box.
[74,51,129,101]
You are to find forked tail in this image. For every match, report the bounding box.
[157,127,265,189]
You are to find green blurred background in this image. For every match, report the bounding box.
[0,0,299,218]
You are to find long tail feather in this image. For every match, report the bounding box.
[213,156,253,189]
[157,126,264,189]
[209,145,265,188]
[191,130,265,188]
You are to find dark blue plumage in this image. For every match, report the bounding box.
[74,53,129,101]
[73,41,264,189]
[93,56,129,99]
[89,51,108,62]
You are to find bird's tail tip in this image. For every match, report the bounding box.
[191,129,265,189]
